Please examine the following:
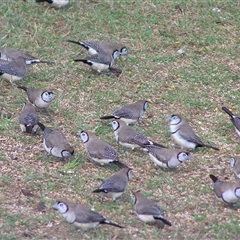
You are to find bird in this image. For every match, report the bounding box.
[132,191,172,227]
[35,0,69,8]
[53,201,123,230]
[73,50,120,74]
[222,106,240,138]
[110,119,166,150]
[100,100,149,125]
[92,167,132,201]
[0,47,53,64]
[168,114,219,151]
[67,39,128,57]
[229,157,240,179]
[0,57,27,83]
[77,130,127,168]
[38,123,74,160]
[209,174,240,206]
[0,47,53,83]
[143,145,190,170]
[17,86,54,109]
[19,102,40,133]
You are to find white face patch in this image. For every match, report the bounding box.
[80,131,88,143]
[42,92,54,102]
[111,121,119,131]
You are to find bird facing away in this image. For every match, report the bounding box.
[222,106,240,138]
[19,102,40,133]
[0,47,53,83]
[110,119,166,150]
[92,167,132,201]
[143,145,190,170]
[53,201,123,230]
[77,130,127,168]
[229,157,240,179]
[132,191,172,227]
[209,174,240,206]
[100,100,149,125]
[18,86,54,109]
[38,123,74,160]
[73,50,120,74]
[168,114,219,151]
[67,39,128,57]
[35,0,69,8]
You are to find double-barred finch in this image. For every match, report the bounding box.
[209,174,240,206]
[53,201,123,230]
[18,86,54,109]
[73,50,120,74]
[168,114,219,151]
[0,47,53,64]
[100,100,149,125]
[229,157,240,179]
[92,168,132,201]
[35,0,69,8]
[19,102,40,134]
[110,119,166,150]
[132,191,172,227]
[0,47,53,83]
[77,130,127,168]
[38,123,74,160]
[0,57,26,83]
[222,106,240,138]
[143,145,190,170]
[67,39,128,57]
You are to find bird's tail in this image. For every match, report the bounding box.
[66,39,81,45]
[113,160,129,169]
[29,59,54,64]
[73,59,88,63]
[204,144,219,151]
[222,106,234,118]
[92,189,105,193]
[38,122,46,131]
[154,216,172,226]
[101,220,123,228]
[209,174,218,183]
[100,115,114,120]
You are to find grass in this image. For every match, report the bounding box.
[0,0,240,239]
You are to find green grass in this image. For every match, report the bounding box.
[1,0,240,239]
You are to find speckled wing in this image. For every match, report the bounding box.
[90,144,118,161]
[74,205,104,223]
[178,123,204,146]
[0,58,26,78]
[137,202,164,216]
[19,113,39,126]
[131,133,151,146]
[113,108,135,119]
[99,178,126,192]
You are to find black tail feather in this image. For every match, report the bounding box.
[113,160,129,169]
[38,122,46,131]
[152,142,167,148]
[154,216,172,226]
[66,39,81,46]
[100,115,114,120]
[209,174,218,182]
[92,188,104,193]
[25,125,33,133]
[204,144,219,151]
[222,106,234,119]
[101,220,123,228]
